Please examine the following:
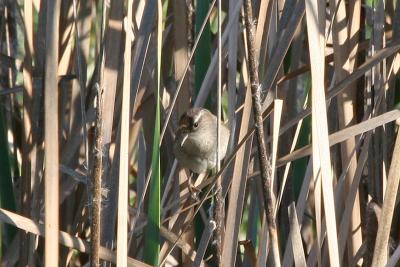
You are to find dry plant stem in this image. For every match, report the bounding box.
[159,0,217,144]
[22,1,36,265]
[305,0,340,265]
[20,0,32,245]
[0,209,150,267]
[99,0,124,248]
[214,185,223,264]
[371,126,400,266]
[159,225,206,266]
[243,0,281,266]
[329,0,362,260]
[288,203,306,266]
[91,88,103,267]
[157,39,399,267]
[193,221,216,267]
[221,64,253,266]
[166,107,400,220]
[215,0,223,264]
[44,0,61,265]
[72,0,89,166]
[116,0,134,265]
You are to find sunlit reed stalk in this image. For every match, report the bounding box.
[1,0,400,266]
[116,0,134,265]
[44,0,61,265]
[243,0,281,265]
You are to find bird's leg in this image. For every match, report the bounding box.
[188,173,201,200]
[210,169,222,199]
[188,172,210,200]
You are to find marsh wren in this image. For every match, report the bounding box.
[173,108,230,174]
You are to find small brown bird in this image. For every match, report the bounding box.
[173,108,230,174]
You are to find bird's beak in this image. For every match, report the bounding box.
[180,133,188,147]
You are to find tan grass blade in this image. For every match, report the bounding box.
[275,109,304,214]
[0,209,150,267]
[277,109,400,166]
[288,203,306,267]
[256,215,269,266]
[271,99,283,200]
[337,134,371,263]
[282,162,313,267]
[305,0,340,265]
[260,0,305,107]
[277,42,400,138]
[159,225,206,266]
[255,0,271,59]
[329,0,362,259]
[227,0,240,142]
[221,71,253,266]
[194,0,242,107]
[371,125,400,266]
[172,0,191,117]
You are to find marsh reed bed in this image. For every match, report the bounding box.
[1,0,400,266]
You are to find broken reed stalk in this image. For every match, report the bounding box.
[91,86,103,267]
[243,0,281,266]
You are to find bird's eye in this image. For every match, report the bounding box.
[193,122,199,129]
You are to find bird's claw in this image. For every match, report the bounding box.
[188,181,201,201]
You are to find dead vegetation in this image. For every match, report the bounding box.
[0,0,400,266]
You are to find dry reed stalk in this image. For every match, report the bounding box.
[44,0,61,265]
[243,0,281,266]
[172,0,191,118]
[20,0,34,264]
[215,0,224,264]
[221,62,253,265]
[193,221,216,267]
[274,43,400,142]
[99,0,124,247]
[371,123,400,266]
[160,0,217,144]
[159,225,206,265]
[304,0,339,265]
[288,203,306,266]
[329,0,362,260]
[0,208,150,267]
[116,0,134,265]
[22,1,37,264]
[277,109,400,166]
[3,0,400,266]
[91,86,103,267]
